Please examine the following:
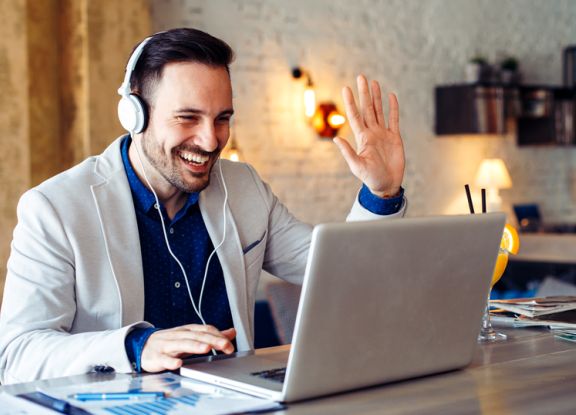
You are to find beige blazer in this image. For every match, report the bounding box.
[0,137,406,384]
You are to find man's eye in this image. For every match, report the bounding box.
[177,116,199,123]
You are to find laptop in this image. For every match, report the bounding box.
[181,213,505,402]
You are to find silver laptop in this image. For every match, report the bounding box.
[181,213,505,402]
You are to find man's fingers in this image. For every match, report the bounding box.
[333,137,361,176]
[179,324,221,335]
[342,86,364,148]
[164,331,233,352]
[219,341,235,354]
[222,328,237,340]
[161,339,213,356]
[161,356,183,371]
[372,80,385,127]
[388,93,399,133]
[357,75,376,127]
[165,325,233,345]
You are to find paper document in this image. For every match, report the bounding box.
[0,392,56,415]
[37,374,282,415]
[552,328,576,343]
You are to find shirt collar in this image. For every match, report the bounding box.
[120,135,200,217]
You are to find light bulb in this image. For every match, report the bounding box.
[328,112,345,128]
[304,87,316,118]
[228,150,240,162]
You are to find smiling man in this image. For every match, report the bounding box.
[0,28,407,383]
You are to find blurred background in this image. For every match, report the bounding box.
[1,0,576,302]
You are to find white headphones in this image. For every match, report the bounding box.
[117,37,151,134]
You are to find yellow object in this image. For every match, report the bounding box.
[490,224,520,287]
[491,250,509,287]
[500,223,520,255]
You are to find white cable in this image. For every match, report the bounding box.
[133,139,206,324]
[132,136,228,355]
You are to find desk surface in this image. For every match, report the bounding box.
[3,328,576,414]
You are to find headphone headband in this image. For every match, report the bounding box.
[117,37,152,97]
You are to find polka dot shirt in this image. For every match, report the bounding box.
[120,136,234,369]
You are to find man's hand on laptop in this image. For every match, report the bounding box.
[333,74,405,199]
[141,325,236,372]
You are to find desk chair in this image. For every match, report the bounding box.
[264,281,302,344]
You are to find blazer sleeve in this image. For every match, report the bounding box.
[244,165,407,285]
[0,189,149,384]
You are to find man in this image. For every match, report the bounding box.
[0,28,406,384]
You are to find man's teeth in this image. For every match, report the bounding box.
[179,152,209,164]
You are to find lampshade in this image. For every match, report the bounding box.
[311,102,346,138]
[474,159,512,189]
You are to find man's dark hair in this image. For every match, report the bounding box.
[129,28,234,104]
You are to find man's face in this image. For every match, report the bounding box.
[139,62,233,193]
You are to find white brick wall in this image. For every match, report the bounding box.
[151,0,576,224]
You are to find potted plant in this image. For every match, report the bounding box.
[500,57,520,84]
[466,56,489,83]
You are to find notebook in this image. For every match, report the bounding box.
[181,213,505,402]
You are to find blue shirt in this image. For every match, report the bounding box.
[121,136,233,370]
[122,135,404,371]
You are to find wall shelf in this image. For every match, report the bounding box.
[435,83,576,146]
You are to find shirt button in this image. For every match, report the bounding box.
[154,203,159,210]
[169,228,174,234]
[174,282,181,288]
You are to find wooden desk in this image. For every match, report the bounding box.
[2,328,576,414]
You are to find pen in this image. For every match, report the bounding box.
[71,391,165,401]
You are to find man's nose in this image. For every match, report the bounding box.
[196,121,219,152]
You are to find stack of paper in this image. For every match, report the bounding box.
[490,296,576,330]
[490,296,576,318]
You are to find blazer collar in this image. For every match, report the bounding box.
[199,160,252,349]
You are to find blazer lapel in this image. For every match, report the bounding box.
[91,138,145,326]
[199,162,252,349]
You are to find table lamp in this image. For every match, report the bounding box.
[221,128,243,162]
[474,158,512,212]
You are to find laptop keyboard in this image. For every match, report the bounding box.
[251,367,287,383]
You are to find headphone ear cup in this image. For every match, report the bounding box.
[118,94,148,134]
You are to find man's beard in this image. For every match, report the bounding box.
[139,131,220,193]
